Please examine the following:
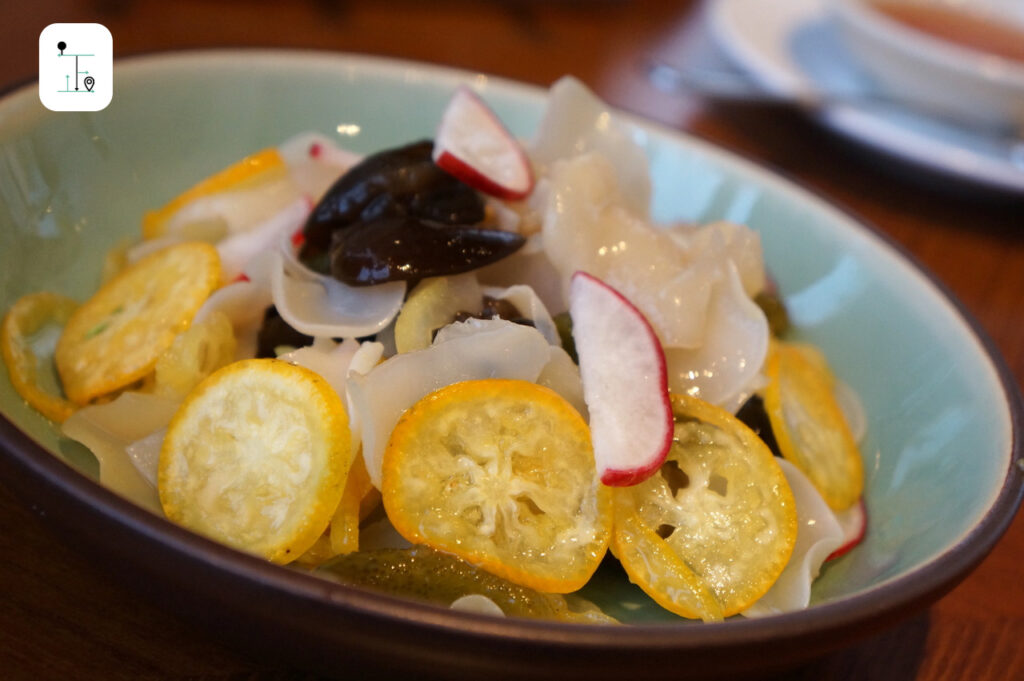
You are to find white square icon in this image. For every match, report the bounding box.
[39,23,113,112]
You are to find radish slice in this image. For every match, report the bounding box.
[568,271,672,487]
[828,498,868,561]
[433,85,534,200]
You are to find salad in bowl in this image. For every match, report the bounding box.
[2,75,869,623]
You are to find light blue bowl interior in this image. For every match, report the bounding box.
[0,51,1014,623]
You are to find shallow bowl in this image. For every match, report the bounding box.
[0,50,1021,679]
[828,0,1024,129]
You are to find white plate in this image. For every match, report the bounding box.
[706,0,1024,193]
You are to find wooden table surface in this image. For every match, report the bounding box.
[1,1,1022,679]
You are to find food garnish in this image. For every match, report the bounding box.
[432,85,535,200]
[569,271,673,487]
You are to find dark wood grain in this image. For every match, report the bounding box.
[1,1,1022,679]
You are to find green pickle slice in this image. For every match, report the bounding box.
[316,546,615,623]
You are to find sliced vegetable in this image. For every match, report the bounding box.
[741,459,844,617]
[569,271,672,487]
[433,85,535,200]
[318,546,615,623]
[62,391,182,514]
[270,248,406,339]
[828,498,867,561]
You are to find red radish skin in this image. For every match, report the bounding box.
[569,271,674,487]
[433,85,534,201]
[827,498,867,561]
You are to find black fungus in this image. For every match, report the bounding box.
[255,307,313,358]
[736,394,782,457]
[301,140,490,274]
[329,216,524,286]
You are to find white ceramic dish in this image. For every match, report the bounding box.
[829,0,1024,130]
[706,0,1024,194]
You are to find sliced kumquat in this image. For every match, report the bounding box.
[612,393,797,619]
[152,310,237,400]
[55,242,221,405]
[142,148,287,240]
[158,359,352,564]
[382,379,611,593]
[1,292,79,422]
[764,342,864,511]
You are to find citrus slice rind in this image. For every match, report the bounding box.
[142,148,286,240]
[152,310,237,400]
[1,292,79,422]
[612,392,797,619]
[763,343,864,511]
[381,379,611,593]
[55,242,221,405]
[610,492,723,621]
[158,358,352,564]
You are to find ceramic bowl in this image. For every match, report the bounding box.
[0,51,1021,680]
[828,0,1024,130]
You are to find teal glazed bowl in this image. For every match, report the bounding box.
[0,51,1021,679]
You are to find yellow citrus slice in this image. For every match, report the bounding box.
[158,358,352,564]
[1,292,79,422]
[55,242,221,405]
[381,379,611,593]
[612,393,797,619]
[152,310,237,400]
[394,274,482,353]
[142,148,286,240]
[763,342,864,510]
